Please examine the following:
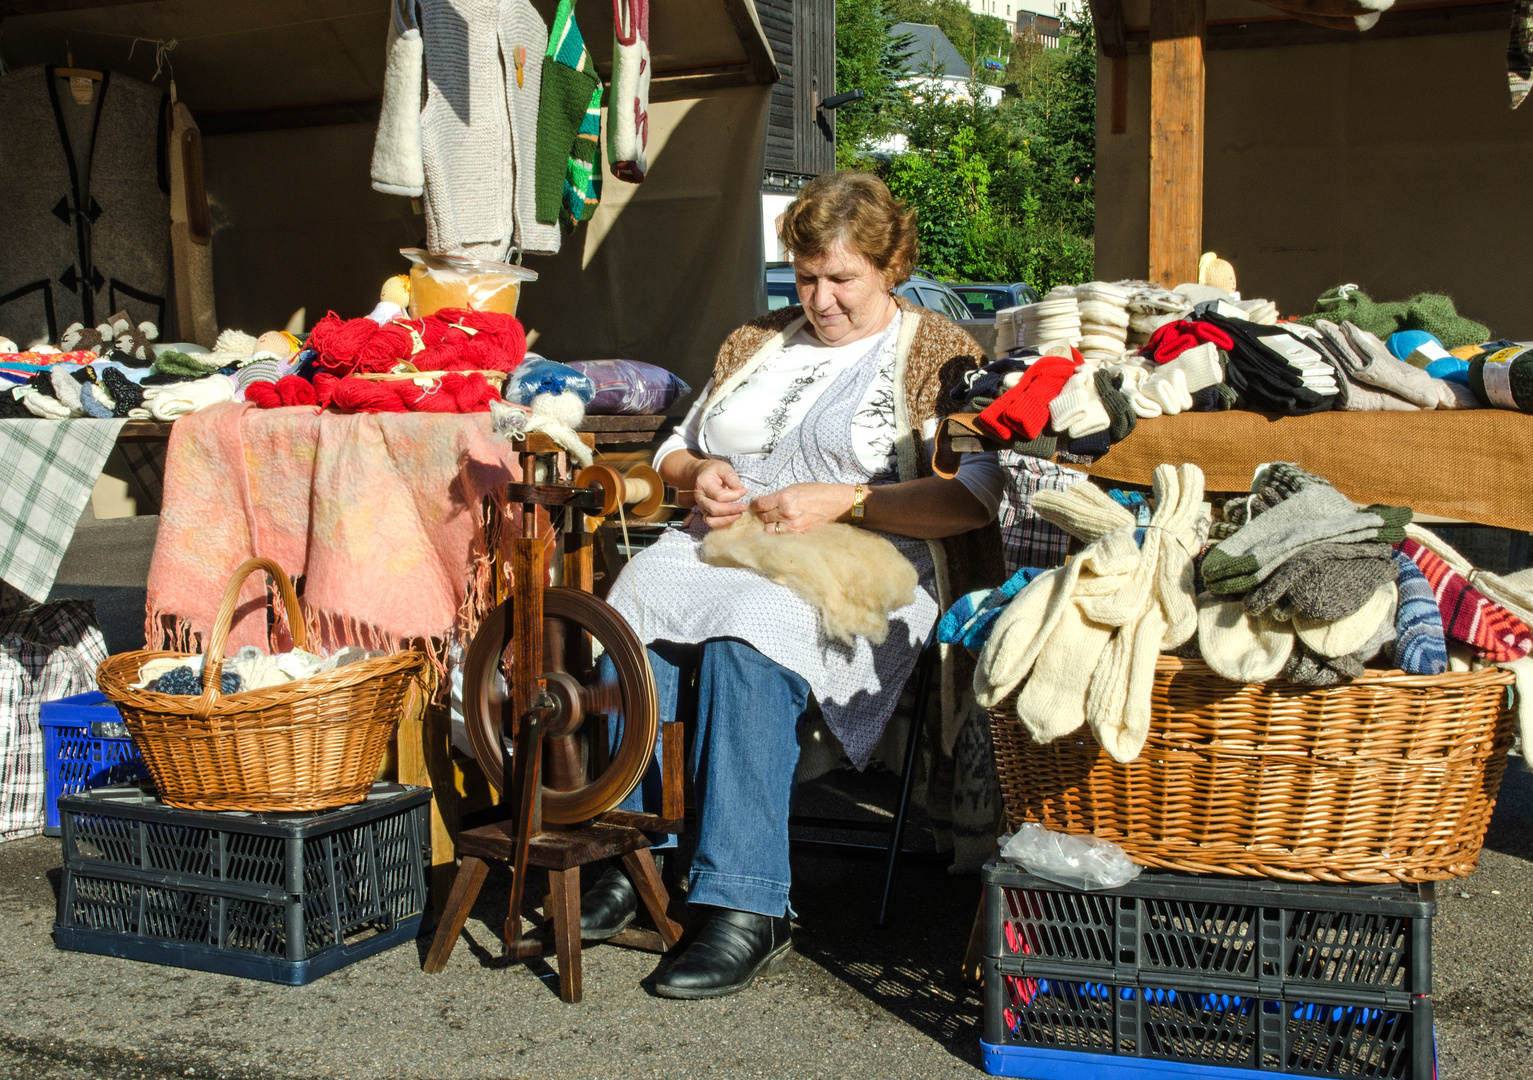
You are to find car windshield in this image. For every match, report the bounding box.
[953,288,1002,316]
[766,282,797,311]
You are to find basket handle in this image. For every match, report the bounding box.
[196,557,308,715]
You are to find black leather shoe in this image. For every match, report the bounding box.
[654,907,792,999]
[579,857,652,941]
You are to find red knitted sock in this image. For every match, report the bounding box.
[976,354,1082,440]
[1397,538,1533,660]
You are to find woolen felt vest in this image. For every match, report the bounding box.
[0,66,171,347]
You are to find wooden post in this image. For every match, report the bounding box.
[1148,0,1205,288]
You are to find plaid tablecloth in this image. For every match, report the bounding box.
[0,596,106,841]
[0,419,125,602]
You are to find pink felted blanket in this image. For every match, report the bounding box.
[146,403,519,667]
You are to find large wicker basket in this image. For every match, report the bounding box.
[98,558,427,812]
[990,656,1517,884]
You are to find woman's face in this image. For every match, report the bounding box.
[794,240,895,346]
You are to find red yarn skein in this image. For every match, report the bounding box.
[313,372,341,408]
[331,376,410,413]
[308,311,414,375]
[275,375,317,407]
[245,382,280,409]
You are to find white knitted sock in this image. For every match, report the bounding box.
[1031,483,1136,542]
[1198,593,1295,682]
[975,562,1081,708]
[1016,596,1113,743]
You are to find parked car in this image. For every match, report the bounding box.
[765,265,997,355]
[950,281,1042,319]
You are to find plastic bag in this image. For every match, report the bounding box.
[999,822,1143,890]
[566,359,690,415]
[501,358,594,405]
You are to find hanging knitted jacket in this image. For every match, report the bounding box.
[0,66,170,348]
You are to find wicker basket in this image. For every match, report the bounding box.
[98,558,427,812]
[990,656,1517,884]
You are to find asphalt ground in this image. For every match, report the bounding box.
[1,754,1531,1080]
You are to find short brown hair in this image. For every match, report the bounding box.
[779,171,919,286]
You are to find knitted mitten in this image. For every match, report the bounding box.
[975,354,1081,441]
[1390,551,1448,675]
[1396,536,1533,660]
[1197,593,1295,682]
[1202,484,1410,594]
[1094,369,1137,441]
[1293,582,1397,658]
[1242,542,1399,621]
[1048,367,1111,437]
[536,0,601,226]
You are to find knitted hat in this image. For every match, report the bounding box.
[1293,582,1397,658]
[1466,345,1533,411]
[536,0,601,227]
[1197,593,1294,682]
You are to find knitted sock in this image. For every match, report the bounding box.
[1140,319,1234,363]
[936,566,1045,652]
[1389,550,1448,674]
[47,366,86,416]
[1015,596,1113,743]
[1243,541,1398,620]
[1134,342,1224,416]
[1007,432,1058,458]
[975,354,1081,441]
[559,80,604,231]
[1396,536,1533,660]
[1064,429,1111,458]
[1197,592,1294,682]
[1032,481,1136,543]
[79,382,114,417]
[536,0,601,226]
[1203,485,1409,594]
[1095,369,1136,442]
[1282,643,1365,686]
[1293,582,1397,658]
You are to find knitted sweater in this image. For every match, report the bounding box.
[705,295,1005,751]
[418,0,560,258]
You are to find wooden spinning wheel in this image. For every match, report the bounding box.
[422,434,684,1002]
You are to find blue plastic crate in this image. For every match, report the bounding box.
[38,691,149,836]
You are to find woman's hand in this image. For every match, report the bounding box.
[751,483,854,535]
[693,459,749,529]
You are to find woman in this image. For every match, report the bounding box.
[592,171,1004,999]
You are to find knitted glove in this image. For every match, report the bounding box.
[975,354,1081,441]
[1339,322,1461,409]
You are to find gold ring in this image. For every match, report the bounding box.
[775,521,784,535]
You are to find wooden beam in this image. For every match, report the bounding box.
[1147,0,1205,289]
[0,0,151,14]
[720,0,782,85]
[1122,0,1510,51]
[650,65,758,103]
[1090,0,1128,59]
[1110,55,1128,135]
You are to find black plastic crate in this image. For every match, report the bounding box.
[984,859,1434,1007]
[54,782,430,985]
[983,968,1433,1079]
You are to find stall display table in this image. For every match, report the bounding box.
[940,409,1533,530]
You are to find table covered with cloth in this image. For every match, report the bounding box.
[145,403,520,671]
[938,409,1533,530]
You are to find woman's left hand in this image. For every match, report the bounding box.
[751,483,854,535]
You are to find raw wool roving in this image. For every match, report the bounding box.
[699,512,919,647]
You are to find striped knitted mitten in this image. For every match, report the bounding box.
[1396,536,1533,661]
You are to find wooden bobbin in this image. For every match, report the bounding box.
[575,463,666,521]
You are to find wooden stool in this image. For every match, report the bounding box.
[422,810,683,1003]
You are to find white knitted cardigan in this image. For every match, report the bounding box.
[416,0,561,257]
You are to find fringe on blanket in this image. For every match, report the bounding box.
[144,493,513,702]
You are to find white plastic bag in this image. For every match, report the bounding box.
[1000,822,1143,890]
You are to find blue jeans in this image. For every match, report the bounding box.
[603,638,811,918]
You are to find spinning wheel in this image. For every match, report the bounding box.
[422,433,684,1002]
[462,586,657,824]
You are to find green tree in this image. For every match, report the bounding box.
[834,0,911,166]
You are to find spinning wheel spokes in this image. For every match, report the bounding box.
[463,586,657,825]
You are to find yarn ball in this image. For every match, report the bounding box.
[1385,330,1440,361]
[307,312,415,376]
[1466,347,1533,411]
[397,372,501,413]
[152,666,241,695]
[330,376,410,413]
